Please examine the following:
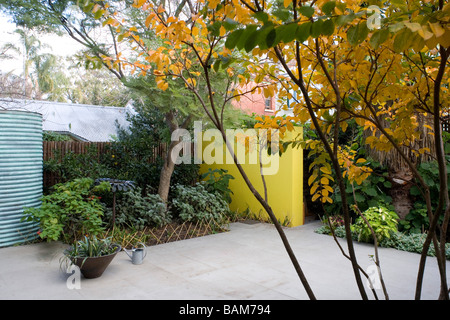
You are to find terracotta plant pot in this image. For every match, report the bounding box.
[70,245,121,279]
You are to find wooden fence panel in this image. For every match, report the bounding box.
[43,141,112,189]
[42,141,170,189]
[43,141,112,162]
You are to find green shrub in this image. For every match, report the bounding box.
[44,146,113,184]
[171,182,230,223]
[23,178,110,243]
[398,203,431,234]
[351,205,399,243]
[200,168,234,203]
[106,187,170,229]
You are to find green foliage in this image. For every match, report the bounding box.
[317,214,345,235]
[200,168,234,203]
[109,105,200,191]
[315,225,450,260]
[398,203,430,234]
[106,187,170,229]
[406,156,450,235]
[64,236,118,258]
[410,156,450,207]
[43,131,71,141]
[171,160,200,189]
[351,205,399,243]
[171,183,230,224]
[325,159,393,217]
[380,232,450,260]
[44,145,113,184]
[23,178,110,243]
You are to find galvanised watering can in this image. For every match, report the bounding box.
[123,243,147,265]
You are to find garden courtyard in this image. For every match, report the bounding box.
[0,0,449,303]
[0,220,447,300]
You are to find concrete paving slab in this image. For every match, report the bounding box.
[0,221,448,300]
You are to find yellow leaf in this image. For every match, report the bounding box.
[429,22,445,38]
[418,25,434,40]
[186,78,197,87]
[404,22,422,32]
[133,0,146,8]
[157,80,169,91]
[320,177,329,185]
[312,193,321,202]
[208,0,220,9]
[157,5,165,13]
[220,26,226,37]
[308,174,316,186]
[341,121,348,132]
[102,17,114,27]
[320,166,331,175]
[283,0,292,8]
[356,158,366,164]
[310,183,319,194]
[145,14,153,28]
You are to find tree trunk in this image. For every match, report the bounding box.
[157,111,192,206]
[157,139,179,204]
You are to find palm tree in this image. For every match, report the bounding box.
[14,27,50,98]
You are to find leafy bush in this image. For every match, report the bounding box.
[351,205,399,243]
[106,187,170,229]
[43,131,71,141]
[44,146,113,183]
[406,157,450,235]
[171,183,230,223]
[23,178,110,243]
[398,203,432,234]
[200,168,234,203]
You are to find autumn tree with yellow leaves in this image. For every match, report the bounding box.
[91,0,450,300]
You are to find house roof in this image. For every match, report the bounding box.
[0,98,134,142]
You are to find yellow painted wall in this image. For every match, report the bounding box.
[199,127,304,227]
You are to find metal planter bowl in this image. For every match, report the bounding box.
[69,245,121,279]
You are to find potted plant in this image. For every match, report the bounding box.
[63,236,121,279]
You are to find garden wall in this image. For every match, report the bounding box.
[199,127,304,227]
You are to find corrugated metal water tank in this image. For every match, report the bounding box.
[0,110,42,247]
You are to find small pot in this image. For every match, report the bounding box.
[69,244,121,279]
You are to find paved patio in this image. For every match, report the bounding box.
[0,220,448,300]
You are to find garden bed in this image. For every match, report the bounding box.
[315,224,450,260]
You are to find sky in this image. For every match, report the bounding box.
[0,12,83,76]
